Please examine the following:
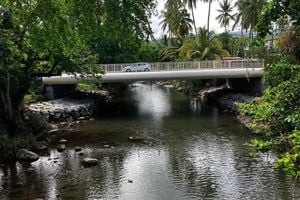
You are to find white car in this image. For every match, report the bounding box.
[122,63,151,72]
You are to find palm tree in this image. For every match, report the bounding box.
[160,2,193,44]
[200,0,217,36]
[233,0,266,41]
[216,0,235,32]
[178,27,230,60]
[183,0,198,35]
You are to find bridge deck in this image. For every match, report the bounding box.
[42,67,264,85]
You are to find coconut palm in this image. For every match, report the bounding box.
[233,0,266,40]
[178,27,230,60]
[216,0,235,32]
[160,2,193,44]
[183,0,198,35]
[200,0,217,36]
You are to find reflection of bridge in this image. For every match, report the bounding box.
[42,59,264,85]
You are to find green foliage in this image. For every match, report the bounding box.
[257,0,300,38]
[239,63,300,176]
[264,64,300,88]
[178,28,230,61]
[137,42,165,62]
[216,0,235,31]
[78,81,102,92]
[160,1,193,42]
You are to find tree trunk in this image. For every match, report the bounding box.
[191,7,197,36]
[207,0,212,36]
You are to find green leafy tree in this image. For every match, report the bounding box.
[0,0,100,135]
[257,0,300,38]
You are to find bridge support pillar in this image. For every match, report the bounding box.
[44,84,77,99]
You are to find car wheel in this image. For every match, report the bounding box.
[126,69,131,72]
[144,68,150,72]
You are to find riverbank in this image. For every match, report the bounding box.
[25,90,110,123]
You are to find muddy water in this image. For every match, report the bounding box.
[0,83,299,200]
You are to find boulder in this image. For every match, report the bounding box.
[57,144,66,152]
[82,158,98,167]
[16,149,40,163]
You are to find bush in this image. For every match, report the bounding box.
[239,63,300,176]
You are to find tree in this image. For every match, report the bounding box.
[183,0,198,35]
[257,0,300,38]
[200,0,217,37]
[178,28,230,60]
[160,1,193,44]
[216,0,235,32]
[233,0,266,41]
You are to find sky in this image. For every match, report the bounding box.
[150,0,238,38]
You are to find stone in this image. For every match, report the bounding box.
[26,167,35,173]
[128,136,144,142]
[75,146,82,152]
[57,144,66,152]
[59,139,68,143]
[79,152,84,156]
[16,149,40,163]
[103,145,110,148]
[77,116,86,120]
[81,158,98,167]
[38,145,48,151]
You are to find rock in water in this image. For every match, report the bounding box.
[75,146,82,152]
[57,144,66,152]
[59,139,68,143]
[128,136,144,142]
[16,149,40,163]
[82,158,98,167]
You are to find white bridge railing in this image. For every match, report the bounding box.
[100,59,264,73]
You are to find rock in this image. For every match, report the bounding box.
[128,179,133,183]
[79,152,84,156]
[26,167,35,173]
[38,145,48,151]
[59,139,68,143]
[75,146,82,152]
[57,144,66,152]
[16,149,40,163]
[16,181,24,187]
[128,136,144,142]
[77,116,86,120]
[81,158,98,167]
[177,87,183,92]
[48,128,60,134]
[103,145,110,148]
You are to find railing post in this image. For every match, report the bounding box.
[229,60,232,68]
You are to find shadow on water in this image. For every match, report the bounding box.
[0,82,299,200]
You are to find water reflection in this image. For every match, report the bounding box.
[0,82,299,200]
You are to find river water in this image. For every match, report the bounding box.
[1,83,299,200]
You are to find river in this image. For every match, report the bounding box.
[0,83,299,200]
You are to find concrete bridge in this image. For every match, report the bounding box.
[42,59,264,84]
[42,59,264,99]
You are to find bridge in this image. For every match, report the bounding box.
[42,59,264,85]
